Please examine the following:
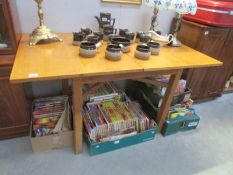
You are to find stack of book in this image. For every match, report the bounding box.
[82,82,155,142]
[32,96,72,137]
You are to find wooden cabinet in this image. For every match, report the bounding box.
[0,65,30,139]
[178,20,233,100]
[0,0,18,55]
[0,0,30,139]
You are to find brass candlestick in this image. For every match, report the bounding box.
[29,0,62,46]
[150,7,159,31]
[169,13,182,47]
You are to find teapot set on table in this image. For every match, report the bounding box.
[72,12,173,61]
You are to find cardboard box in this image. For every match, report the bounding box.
[30,123,73,153]
[30,96,73,153]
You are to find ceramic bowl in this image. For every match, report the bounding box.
[111,37,131,53]
[79,42,97,58]
[105,44,123,61]
[147,41,160,55]
[135,45,151,60]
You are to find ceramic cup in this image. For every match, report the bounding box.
[119,29,129,37]
[135,31,145,43]
[125,32,135,44]
[103,26,117,41]
[135,45,151,60]
[73,32,85,46]
[81,27,92,36]
[111,37,131,53]
[139,34,151,44]
[93,31,104,41]
[147,41,160,55]
[87,35,100,44]
[105,44,123,61]
[79,42,101,58]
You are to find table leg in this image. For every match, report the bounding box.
[156,69,183,132]
[62,79,69,95]
[72,78,83,154]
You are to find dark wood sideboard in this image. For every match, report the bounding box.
[0,0,30,139]
[177,20,233,101]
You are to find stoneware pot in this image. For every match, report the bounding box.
[105,44,123,61]
[135,45,151,60]
[147,41,160,55]
[73,32,85,46]
[125,32,135,44]
[79,42,101,58]
[119,29,129,37]
[111,37,131,53]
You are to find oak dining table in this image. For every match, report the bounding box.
[10,34,222,154]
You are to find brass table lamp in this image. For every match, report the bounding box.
[29,0,62,46]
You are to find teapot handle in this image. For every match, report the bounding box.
[111,18,116,27]
[114,28,117,34]
[167,34,174,43]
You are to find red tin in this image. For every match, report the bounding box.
[184,0,233,28]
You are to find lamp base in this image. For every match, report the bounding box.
[29,25,62,46]
[169,37,182,47]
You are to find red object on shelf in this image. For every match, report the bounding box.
[184,0,233,27]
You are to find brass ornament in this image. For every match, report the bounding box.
[29,0,62,46]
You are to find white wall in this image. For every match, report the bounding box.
[10,0,175,34]
[9,0,175,97]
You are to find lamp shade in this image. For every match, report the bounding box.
[144,0,197,15]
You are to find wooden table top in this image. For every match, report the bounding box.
[10,34,222,83]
